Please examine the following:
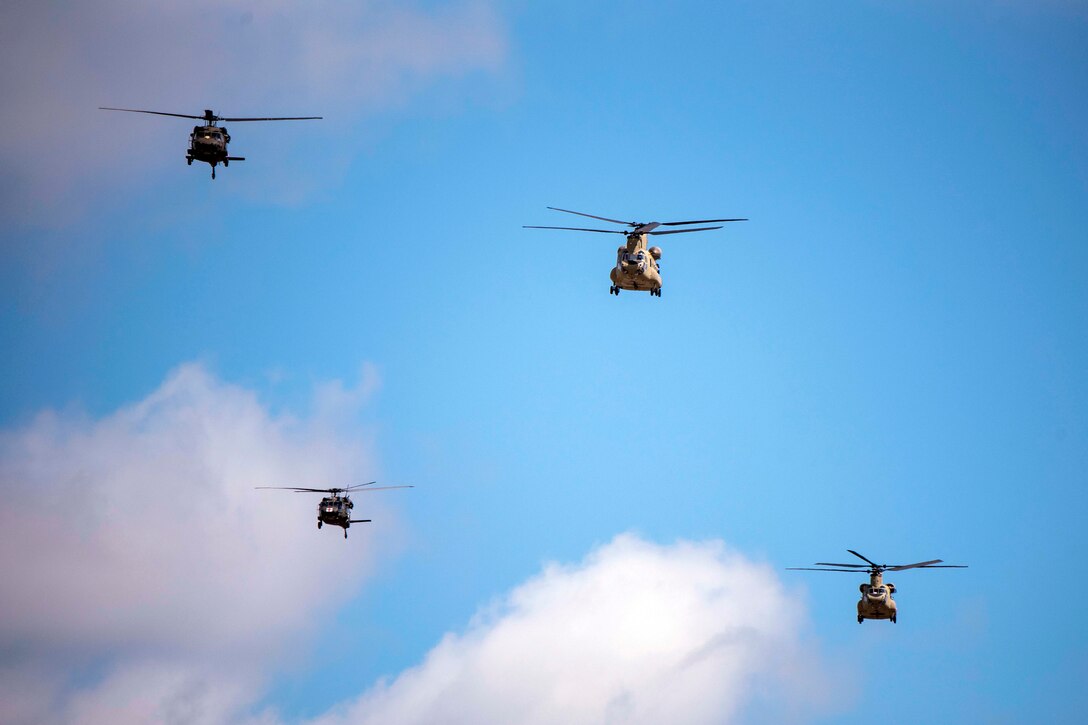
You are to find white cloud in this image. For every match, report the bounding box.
[0,362,394,724]
[309,534,850,725]
[0,0,508,219]
[0,371,849,723]
[60,661,265,725]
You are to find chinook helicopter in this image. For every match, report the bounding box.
[256,482,412,539]
[99,107,322,179]
[788,550,967,623]
[524,207,746,296]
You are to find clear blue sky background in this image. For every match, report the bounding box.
[2,1,1086,722]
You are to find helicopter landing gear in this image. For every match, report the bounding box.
[344,529,348,540]
[186,157,193,166]
[609,286,618,295]
[651,287,662,297]
[891,615,897,624]
[223,159,229,167]
[211,166,216,180]
[317,520,322,529]
[857,616,864,623]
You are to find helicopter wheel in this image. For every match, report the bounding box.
[857,616,864,624]
[318,521,322,529]
[344,530,348,540]
[186,158,192,166]
[891,615,897,624]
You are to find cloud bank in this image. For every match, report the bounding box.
[310,534,847,725]
[0,366,846,723]
[0,363,390,724]
[0,0,508,218]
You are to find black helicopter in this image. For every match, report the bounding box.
[99,107,322,179]
[256,482,412,539]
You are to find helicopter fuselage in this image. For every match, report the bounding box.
[187,124,243,175]
[317,495,355,529]
[857,571,897,622]
[610,233,663,293]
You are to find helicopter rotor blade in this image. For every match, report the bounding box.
[523,225,626,234]
[255,486,330,492]
[886,559,942,570]
[786,567,870,573]
[659,218,748,226]
[847,550,881,568]
[887,561,968,571]
[254,486,346,494]
[344,482,378,491]
[814,562,870,568]
[218,116,323,122]
[354,485,415,492]
[647,226,724,235]
[546,207,637,226]
[99,107,204,120]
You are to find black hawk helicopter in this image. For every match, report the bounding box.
[99,107,322,179]
[256,482,412,539]
[788,549,967,623]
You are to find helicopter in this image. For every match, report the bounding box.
[788,549,967,623]
[524,207,746,297]
[98,107,322,179]
[255,482,412,539]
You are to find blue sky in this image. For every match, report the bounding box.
[2,2,1086,723]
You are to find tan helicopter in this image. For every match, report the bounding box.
[524,207,746,297]
[256,482,412,539]
[99,107,321,179]
[788,550,967,623]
